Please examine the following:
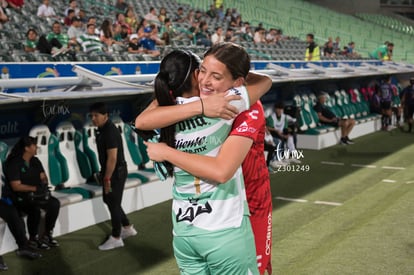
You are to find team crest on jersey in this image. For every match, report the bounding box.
[236,121,257,133]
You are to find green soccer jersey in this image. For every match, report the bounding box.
[172,86,251,236]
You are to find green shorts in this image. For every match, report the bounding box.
[173,215,259,275]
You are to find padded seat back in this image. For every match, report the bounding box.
[55,122,87,187]
[82,121,100,174]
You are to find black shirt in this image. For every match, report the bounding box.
[314,102,336,120]
[3,156,44,199]
[96,119,126,174]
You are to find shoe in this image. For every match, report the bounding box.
[98,236,124,251]
[42,235,59,247]
[339,138,348,145]
[289,158,302,164]
[120,225,137,240]
[0,256,7,271]
[345,136,354,144]
[29,237,50,250]
[270,160,286,169]
[16,247,42,259]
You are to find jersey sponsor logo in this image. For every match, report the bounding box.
[236,121,257,133]
[176,136,207,153]
[177,116,209,132]
[248,109,259,120]
[176,199,212,223]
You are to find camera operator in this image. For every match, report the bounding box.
[3,136,60,250]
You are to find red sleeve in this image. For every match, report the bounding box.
[230,101,265,141]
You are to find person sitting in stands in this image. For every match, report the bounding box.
[138,26,160,57]
[314,93,355,145]
[77,23,104,54]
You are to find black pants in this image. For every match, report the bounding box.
[102,165,130,237]
[264,142,276,167]
[0,201,28,248]
[14,196,60,238]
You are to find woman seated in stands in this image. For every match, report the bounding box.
[3,136,60,250]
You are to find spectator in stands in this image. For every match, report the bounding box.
[144,7,160,28]
[47,21,72,56]
[138,26,160,57]
[241,26,254,42]
[0,199,42,260]
[64,0,79,17]
[187,19,200,42]
[115,13,131,35]
[217,4,224,21]
[136,18,148,40]
[78,9,87,24]
[113,23,127,43]
[195,21,212,47]
[305,33,320,61]
[333,36,340,51]
[230,15,242,29]
[194,10,203,22]
[211,26,224,45]
[114,0,128,14]
[3,136,60,250]
[100,19,123,53]
[314,93,355,145]
[89,102,137,251]
[323,40,335,58]
[127,33,143,54]
[224,27,237,42]
[67,16,83,49]
[266,28,278,44]
[401,77,414,132]
[266,101,299,163]
[24,28,39,53]
[64,8,75,26]
[379,76,394,130]
[370,42,394,61]
[78,23,104,54]
[160,18,177,45]
[224,8,232,23]
[206,4,217,19]
[158,7,167,24]
[87,16,101,35]
[124,6,138,33]
[254,27,266,44]
[173,6,185,23]
[185,9,194,24]
[346,41,361,58]
[37,0,57,18]
[149,23,164,46]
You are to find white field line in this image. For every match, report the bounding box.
[351,164,377,168]
[275,197,342,206]
[321,161,344,166]
[314,200,343,206]
[381,166,405,170]
[406,181,414,184]
[275,197,308,203]
[382,179,397,183]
